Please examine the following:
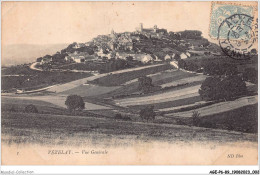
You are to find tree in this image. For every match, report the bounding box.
[199,77,221,101]
[43,55,52,59]
[139,106,156,122]
[138,76,153,94]
[173,53,181,60]
[36,57,43,62]
[178,30,202,39]
[219,75,247,100]
[177,59,187,69]
[126,56,134,62]
[203,62,237,76]
[65,42,77,53]
[114,113,122,120]
[52,52,68,63]
[185,61,199,71]
[25,104,38,113]
[199,76,247,101]
[76,46,94,55]
[221,64,238,76]
[65,95,85,112]
[243,68,257,84]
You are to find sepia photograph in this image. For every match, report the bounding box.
[1,1,258,168]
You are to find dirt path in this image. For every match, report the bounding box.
[29,62,43,71]
[165,95,258,118]
[7,64,166,111]
[30,62,98,73]
[48,64,165,93]
[115,85,201,106]
[160,75,206,88]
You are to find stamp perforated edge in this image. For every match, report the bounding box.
[208,1,258,40]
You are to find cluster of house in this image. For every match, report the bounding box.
[39,49,194,66]
[65,51,96,63]
[63,34,194,64]
[107,24,169,52]
[108,30,134,51]
[39,24,222,65]
[95,47,192,63]
[95,47,154,63]
[60,50,154,64]
[40,57,52,64]
[92,35,111,48]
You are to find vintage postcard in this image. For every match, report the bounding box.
[1,1,258,167]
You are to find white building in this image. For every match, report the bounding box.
[180,53,188,59]
[164,54,171,60]
[40,57,52,64]
[73,57,85,63]
[186,52,191,57]
[134,54,153,63]
[65,56,72,62]
[180,52,191,59]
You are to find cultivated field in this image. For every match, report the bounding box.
[2,112,257,147]
[165,95,258,117]
[114,85,201,107]
[2,95,110,110]
[89,64,172,86]
[2,62,258,147]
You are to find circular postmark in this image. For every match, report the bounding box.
[217,14,257,60]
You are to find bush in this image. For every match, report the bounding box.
[139,106,156,122]
[223,117,236,131]
[176,119,186,125]
[138,76,153,94]
[178,59,187,69]
[178,60,200,72]
[192,111,200,126]
[115,114,132,121]
[65,95,85,112]
[25,104,38,113]
[185,61,200,71]
[10,105,16,112]
[114,114,123,120]
[199,120,216,128]
[122,116,132,121]
[243,68,257,84]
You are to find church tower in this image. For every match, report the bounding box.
[154,25,158,32]
[111,29,115,35]
[111,29,116,40]
[139,23,143,32]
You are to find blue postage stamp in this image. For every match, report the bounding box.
[209,3,254,39]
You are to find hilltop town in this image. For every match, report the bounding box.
[35,24,221,73]
[2,24,257,93]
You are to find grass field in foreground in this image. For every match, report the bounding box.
[2,112,257,147]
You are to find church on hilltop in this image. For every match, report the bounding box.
[107,23,168,51]
[135,23,167,38]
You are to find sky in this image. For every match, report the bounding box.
[2,1,215,45]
